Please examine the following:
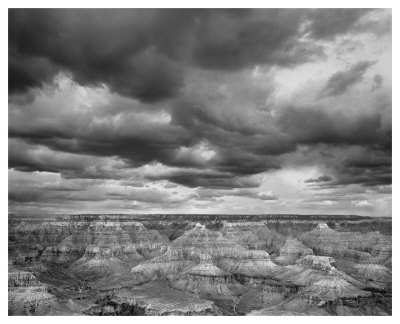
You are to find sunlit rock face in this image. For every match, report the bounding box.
[8,214,392,316]
[370,235,392,267]
[9,221,88,268]
[336,262,392,290]
[67,222,152,278]
[220,221,285,253]
[249,254,390,316]
[298,223,392,290]
[168,254,248,314]
[300,223,388,258]
[274,237,314,265]
[10,219,170,272]
[172,223,248,258]
[217,250,281,287]
[84,280,221,316]
[130,247,198,283]
[8,263,57,315]
[131,223,247,283]
[276,255,367,294]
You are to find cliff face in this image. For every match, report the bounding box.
[131,223,248,283]
[8,215,392,316]
[8,263,57,315]
[84,280,221,316]
[299,223,390,257]
[298,223,392,290]
[220,221,285,252]
[10,219,170,270]
[275,238,314,265]
[217,250,280,286]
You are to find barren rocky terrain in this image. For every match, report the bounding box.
[8,214,392,316]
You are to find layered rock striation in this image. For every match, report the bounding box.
[8,264,57,315]
[274,237,314,265]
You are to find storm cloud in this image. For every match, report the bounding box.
[9,9,372,101]
[8,9,392,216]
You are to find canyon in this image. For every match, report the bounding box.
[8,214,392,316]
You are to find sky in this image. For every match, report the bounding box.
[8,9,392,216]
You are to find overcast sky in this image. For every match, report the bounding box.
[8,9,392,216]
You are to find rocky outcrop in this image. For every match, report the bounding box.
[275,255,370,302]
[67,222,160,278]
[131,223,247,283]
[10,220,170,268]
[8,264,57,315]
[298,223,395,275]
[301,276,371,300]
[274,237,313,265]
[370,235,392,267]
[218,250,280,287]
[297,255,336,271]
[169,254,247,314]
[220,221,285,252]
[246,297,330,316]
[84,280,221,315]
[130,247,197,283]
[300,223,386,260]
[8,215,392,316]
[247,294,392,316]
[39,236,85,264]
[299,223,392,292]
[338,263,392,289]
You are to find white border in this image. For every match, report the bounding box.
[1,2,397,323]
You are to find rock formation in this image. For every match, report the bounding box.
[8,263,57,315]
[220,221,285,253]
[169,253,247,314]
[8,214,392,316]
[131,223,247,283]
[274,237,314,265]
[84,280,221,315]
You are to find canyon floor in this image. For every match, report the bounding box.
[8,214,392,316]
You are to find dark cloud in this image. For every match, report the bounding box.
[277,104,390,150]
[9,9,191,102]
[9,50,58,94]
[8,9,392,214]
[321,61,375,97]
[192,9,323,70]
[9,179,193,206]
[8,9,331,101]
[306,9,372,39]
[151,171,262,189]
[8,139,133,180]
[303,147,391,189]
[336,149,392,187]
[9,190,43,203]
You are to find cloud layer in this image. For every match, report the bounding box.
[8,9,392,216]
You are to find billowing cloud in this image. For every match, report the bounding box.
[9,9,375,101]
[8,9,392,216]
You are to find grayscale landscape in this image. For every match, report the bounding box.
[8,214,392,315]
[8,8,392,316]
